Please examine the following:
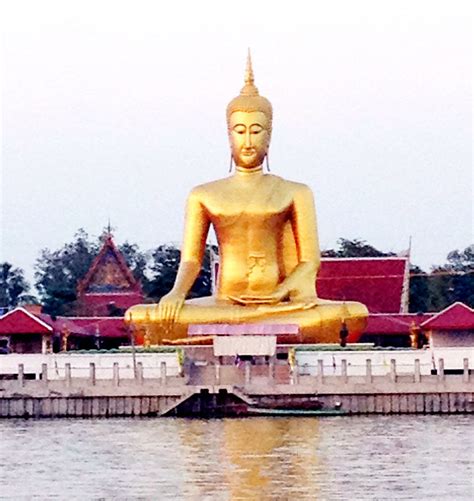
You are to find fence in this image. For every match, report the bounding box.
[0,352,180,380]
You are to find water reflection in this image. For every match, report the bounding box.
[222,418,321,499]
[0,416,472,500]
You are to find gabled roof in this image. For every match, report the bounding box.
[77,235,142,296]
[59,317,129,338]
[317,257,409,314]
[364,313,433,335]
[38,314,129,339]
[38,314,90,336]
[0,307,53,335]
[0,308,128,339]
[421,302,474,331]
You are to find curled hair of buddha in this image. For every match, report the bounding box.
[226,51,273,132]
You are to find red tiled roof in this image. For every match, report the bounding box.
[59,317,130,338]
[38,314,90,336]
[0,308,53,335]
[317,257,409,314]
[421,302,474,331]
[0,309,131,339]
[364,313,433,335]
[80,292,144,311]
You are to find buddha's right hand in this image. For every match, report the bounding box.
[158,291,186,327]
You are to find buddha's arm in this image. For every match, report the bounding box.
[279,185,320,300]
[158,188,210,323]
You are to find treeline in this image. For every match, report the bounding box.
[0,230,472,315]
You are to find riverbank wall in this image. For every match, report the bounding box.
[0,356,473,417]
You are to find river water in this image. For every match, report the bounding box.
[0,415,472,500]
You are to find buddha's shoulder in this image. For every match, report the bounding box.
[269,175,313,195]
[188,175,313,198]
[188,177,230,198]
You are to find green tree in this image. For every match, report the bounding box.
[35,229,98,315]
[429,245,474,309]
[147,243,216,300]
[321,238,396,258]
[0,262,35,309]
[408,265,430,313]
[408,245,474,312]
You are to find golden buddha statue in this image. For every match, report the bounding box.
[126,53,368,344]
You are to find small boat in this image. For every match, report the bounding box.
[246,406,348,417]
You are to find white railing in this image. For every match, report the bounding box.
[295,347,474,376]
[0,352,180,380]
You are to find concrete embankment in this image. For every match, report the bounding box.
[0,357,473,417]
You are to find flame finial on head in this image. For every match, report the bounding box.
[245,49,254,82]
[240,49,259,96]
[226,50,273,131]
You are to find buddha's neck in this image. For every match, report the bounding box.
[234,165,264,177]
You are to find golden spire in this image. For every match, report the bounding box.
[240,49,259,96]
[245,49,254,83]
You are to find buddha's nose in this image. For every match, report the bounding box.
[244,130,252,147]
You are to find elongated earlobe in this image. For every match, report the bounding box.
[266,153,270,172]
[229,154,233,173]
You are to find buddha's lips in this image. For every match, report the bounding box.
[242,149,256,156]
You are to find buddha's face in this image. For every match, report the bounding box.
[228,111,271,169]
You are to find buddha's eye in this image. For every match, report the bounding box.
[233,125,246,134]
[250,125,263,134]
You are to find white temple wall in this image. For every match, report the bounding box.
[431,330,474,347]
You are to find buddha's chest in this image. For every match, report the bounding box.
[204,195,292,228]
[203,181,293,222]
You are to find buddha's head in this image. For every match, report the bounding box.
[226,52,273,169]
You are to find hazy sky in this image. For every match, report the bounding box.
[1,0,472,285]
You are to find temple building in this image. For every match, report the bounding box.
[0,235,137,353]
[75,234,143,316]
[0,307,54,354]
[421,302,474,348]
[0,239,471,352]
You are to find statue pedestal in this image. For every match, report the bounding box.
[188,323,301,346]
